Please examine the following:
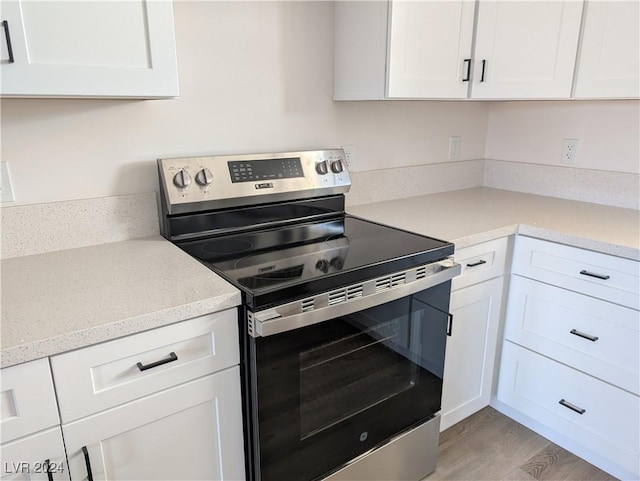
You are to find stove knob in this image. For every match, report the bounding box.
[173,169,192,188]
[315,259,329,273]
[195,168,214,186]
[330,256,344,270]
[330,160,344,173]
[315,161,329,175]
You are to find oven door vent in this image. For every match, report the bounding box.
[346,284,364,300]
[415,266,427,279]
[301,298,315,312]
[328,289,346,306]
[376,273,406,292]
[328,284,365,306]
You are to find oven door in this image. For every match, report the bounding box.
[246,274,456,481]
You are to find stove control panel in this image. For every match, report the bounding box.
[158,149,351,214]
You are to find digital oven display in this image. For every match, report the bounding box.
[228,157,304,183]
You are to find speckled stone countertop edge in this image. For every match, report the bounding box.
[0,292,241,369]
[515,225,640,261]
[450,224,640,261]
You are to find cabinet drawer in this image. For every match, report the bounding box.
[51,309,239,423]
[0,359,59,443]
[452,237,508,291]
[512,236,639,309]
[505,275,639,394]
[497,342,640,476]
[0,427,69,481]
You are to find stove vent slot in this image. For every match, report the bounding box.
[375,277,391,292]
[416,266,427,279]
[347,284,364,300]
[247,312,255,337]
[301,298,315,312]
[328,289,346,306]
[375,272,407,292]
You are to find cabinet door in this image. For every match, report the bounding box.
[387,0,475,98]
[574,0,640,98]
[62,368,245,481]
[0,0,178,98]
[441,277,503,431]
[471,0,583,99]
[0,427,69,481]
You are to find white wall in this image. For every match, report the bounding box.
[0,1,489,206]
[2,1,638,208]
[485,100,640,174]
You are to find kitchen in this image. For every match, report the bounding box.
[0,1,638,481]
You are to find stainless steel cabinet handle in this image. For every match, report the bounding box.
[466,259,487,268]
[480,59,486,82]
[559,399,586,415]
[570,329,599,342]
[579,270,610,280]
[82,447,94,481]
[462,58,471,82]
[1,20,15,63]
[136,352,178,371]
[446,313,454,337]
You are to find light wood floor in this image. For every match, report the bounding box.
[422,407,618,481]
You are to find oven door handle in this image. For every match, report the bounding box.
[249,259,461,337]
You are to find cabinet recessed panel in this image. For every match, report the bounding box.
[441,277,503,431]
[574,0,640,98]
[21,1,150,68]
[387,0,474,98]
[472,0,583,98]
[101,401,218,480]
[0,0,179,97]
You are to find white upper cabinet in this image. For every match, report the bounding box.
[335,0,588,100]
[386,0,475,99]
[472,1,584,99]
[0,0,179,98]
[573,0,640,99]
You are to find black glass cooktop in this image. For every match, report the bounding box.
[177,215,453,309]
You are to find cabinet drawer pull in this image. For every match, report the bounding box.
[45,459,53,481]
[462,58,471,82]
[480,59,486,82]
[136,351,178,371]
[82,447,94,481]
[570,329,599,342]
[579,269,610,280]
[1,20,15,63]
[466,259,487,268]
[559,399,586,415]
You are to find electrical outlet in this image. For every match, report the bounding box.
[341,144,357,171]
[448,136,461,160]
[0,162,15,202]
[561,139,579,165]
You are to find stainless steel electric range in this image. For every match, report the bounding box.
[157,149,460,481]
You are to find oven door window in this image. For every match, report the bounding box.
[251,283,450,481]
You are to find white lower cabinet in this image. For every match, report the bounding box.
[0,428,69,481]
[48,309,246,481]
[62,367,245,481]
[441,237,508,431]
[496,235,640,479]
[441,276,503,431]
[498,342,639,477]
[0,359,66,480]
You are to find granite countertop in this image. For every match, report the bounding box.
[348,187,640,260]
[1,236,241,368]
